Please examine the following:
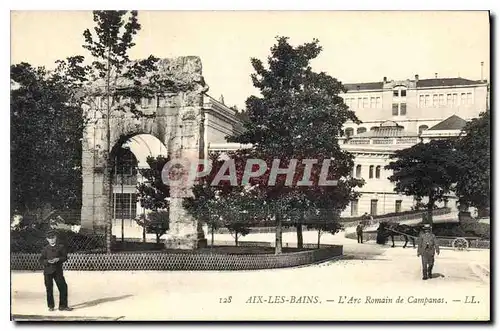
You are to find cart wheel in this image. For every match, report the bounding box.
[452,237,469,251]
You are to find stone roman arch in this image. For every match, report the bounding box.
[80,56,208,249]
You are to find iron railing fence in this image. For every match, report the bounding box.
[11,244,343,271]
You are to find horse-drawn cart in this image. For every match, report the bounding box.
[377,222,482,251]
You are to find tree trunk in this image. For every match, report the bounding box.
[235,231,239,246]
[211,226,214,246]
[478,206,489,218]
[317,228,322,249]
[275,215,283,255]
[296,224,303,249]
[142,226,146,243]
[427,197,435,224]
[156,233,160,244]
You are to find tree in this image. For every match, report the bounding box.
[11,62,88,218]
[136,155,171,211]
[225,36,363,252]
[80,11,181,252]
[454,110,490,217]
[385,140,461,224]
[135,155,171,243]
[136,210,169,244]
[305,209,344,248]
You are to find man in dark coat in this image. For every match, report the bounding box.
[356,222,364,243]
[39,230,72,311]
[417,224,440,280]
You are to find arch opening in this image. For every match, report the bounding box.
[109,134,169,241]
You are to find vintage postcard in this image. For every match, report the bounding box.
[10,10,490,322]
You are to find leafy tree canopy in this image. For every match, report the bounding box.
[385,139,462,222]
[454,110,490,214]
[11,62,86,215]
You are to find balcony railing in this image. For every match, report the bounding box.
[345,137,419,145]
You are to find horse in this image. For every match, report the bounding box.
[376,222,421,248]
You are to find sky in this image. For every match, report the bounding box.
[11,10,490,109]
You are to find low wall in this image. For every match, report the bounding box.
[10,244,342,271]
[345,232,490,249]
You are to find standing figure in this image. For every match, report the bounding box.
[39,230,73,311]
[417,224,440,280]
[356,222,364,244]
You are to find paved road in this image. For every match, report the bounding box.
[11,231,490,321]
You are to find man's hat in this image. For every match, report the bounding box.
[423,224,431,229]
[45,229,57,238]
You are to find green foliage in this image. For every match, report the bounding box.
[10,228,104,253]
[385,139,461,222]
[454,111,490,213]
[11,63,86,214]
[431,222,490,240]
[186,37,363,252]
[228,36,359,158]
[136,210,169,243]
[136,155,171,211]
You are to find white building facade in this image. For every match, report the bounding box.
[338,75,489,217]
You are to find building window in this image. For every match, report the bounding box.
[467,92,473,104]
[358,98,363,108]
[357,127,367,134]
[158,96,165,107]
[363,97,369,108]
[461,93,466,105]
[356,165,362,178]
[400,103,407,115]
[113,193,138,221]
[418,125,429,134]
[95,96,102,109]
[446,93,452,105]
[345,128,354,138]
[393,90,399,97]
[376,97,382,108]
[114,148,138,182]
[375,166,381,179]
[439,94,445,105]
[453,93,458,105]
[370,97,376,108]
[370,126,378,131]
[400,90,407,97]
[350,200,359,216]
[141,97,156,108]
[432,94,438,106]
[419,95,425,107]
[395,200,402,213]
[425,94,431,106]
[369,165,374,179]
[370,199,378,216]
[393,103,406,116]
[392,103,399,115]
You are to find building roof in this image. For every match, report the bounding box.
[342,77,485,91]
[344,82,384,91]
[351,121,419,138]
[416,78,484,88]
[427,115,467,131]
